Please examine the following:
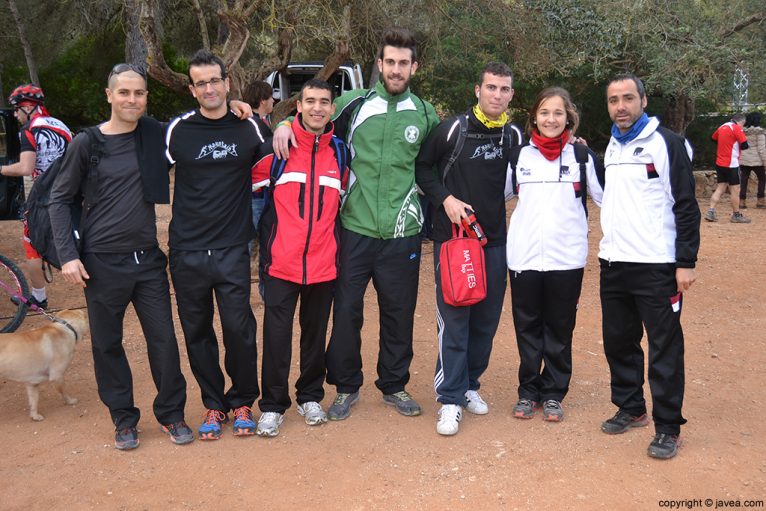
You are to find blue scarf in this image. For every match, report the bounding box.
[611,113,650,144]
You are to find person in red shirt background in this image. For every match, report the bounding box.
[0,84,72,309]
[706,113,750,223]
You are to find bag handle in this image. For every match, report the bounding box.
[451,223,467,239]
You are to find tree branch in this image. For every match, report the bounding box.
[138,0,189,93]
[189,0,210,50]
[719,12,766,39]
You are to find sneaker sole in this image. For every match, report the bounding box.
[465,405,489,415]
[328,394,360,421]
[513,410,535,419]
[255,428,279,437]
[232,427,256,436]
[303,416,328,426]
[161,426,194,445]
[198,431,223,440]
[543,413,563,422]
[436,425,460,436]
[647,437,681,459]
[115,439,140,450]
[382,396,422,417]
[601,415,650,435]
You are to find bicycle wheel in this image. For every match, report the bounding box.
[0,254,29,333]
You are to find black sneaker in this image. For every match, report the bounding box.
[161,421,194,445]
[382,390,422,416]
[115,426,139,450]
[647,433,680,459]
[327,391,360,421]
[10,295,48,310]
[601,410,649,434]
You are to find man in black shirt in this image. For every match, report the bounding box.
[415,62,521,436]
[50,64,190,450]
[165,50,266,440]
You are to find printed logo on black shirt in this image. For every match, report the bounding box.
[196,141,239,160]
[470,143,503,161]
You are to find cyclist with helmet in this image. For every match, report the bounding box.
[0,84,72,309]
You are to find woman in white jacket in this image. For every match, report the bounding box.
[506,87,604,422]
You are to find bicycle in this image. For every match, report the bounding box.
[0,253,34,332]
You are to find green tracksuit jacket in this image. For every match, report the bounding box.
[333,80,439,239]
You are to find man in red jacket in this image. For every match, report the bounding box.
[251,79,348,437]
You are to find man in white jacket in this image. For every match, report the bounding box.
[598,73,700,460]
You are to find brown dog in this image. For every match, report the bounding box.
[0,309,89,421]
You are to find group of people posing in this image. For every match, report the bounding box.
[0,27,700,461]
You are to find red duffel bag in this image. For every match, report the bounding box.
[439,225,487,307]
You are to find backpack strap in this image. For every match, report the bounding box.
[330,136,349,182]
[508,143,527,195]
[268,153,289,189]
[572,142,589,217]
[74,126,106,248]
[442,115,468,185]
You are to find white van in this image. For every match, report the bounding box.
[266,62,365,102]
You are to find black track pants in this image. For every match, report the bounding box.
[600,260,687,435]
[325,229,421,395]
[510,268,583,403]
[170,244,259,412]
[83,247,186,429]
[259,276,333,413]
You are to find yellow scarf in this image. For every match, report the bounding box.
[473,104,508,128]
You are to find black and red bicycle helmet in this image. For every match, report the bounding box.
[8,84,45,107]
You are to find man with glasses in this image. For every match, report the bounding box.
[165,49,267,440]
[49,64,190,450]
[0,84,72,310]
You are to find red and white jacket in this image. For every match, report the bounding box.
[252,116,347,285]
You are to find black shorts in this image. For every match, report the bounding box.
[715,165,740,185]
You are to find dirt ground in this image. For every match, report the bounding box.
[1,196,764,511]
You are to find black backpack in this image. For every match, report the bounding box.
[24,127,104,270]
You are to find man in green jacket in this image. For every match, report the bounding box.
[274,27,438,421]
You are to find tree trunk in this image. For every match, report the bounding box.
[189,0,210,50]
[124,0,148,66]
[8,0,40,85]
[138,0,190,93]
[664,94,695,135]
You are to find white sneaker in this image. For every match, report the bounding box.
[436,404,463,436]
[465,390,489,415]
[296,401,328,426]
[256,412,284,437]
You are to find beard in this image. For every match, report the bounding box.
[381,73,410,96]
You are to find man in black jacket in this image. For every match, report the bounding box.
[50,64,190,450]
[415,62,522,436]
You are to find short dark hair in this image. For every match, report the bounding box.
[731,113,746,124]
[188,49,227,83]
[608,73,646,99]
[479,62,513,86]
[299,79,334,100]
[377,27,418,62]
[247,80,273,107]
[745,111,762,128]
